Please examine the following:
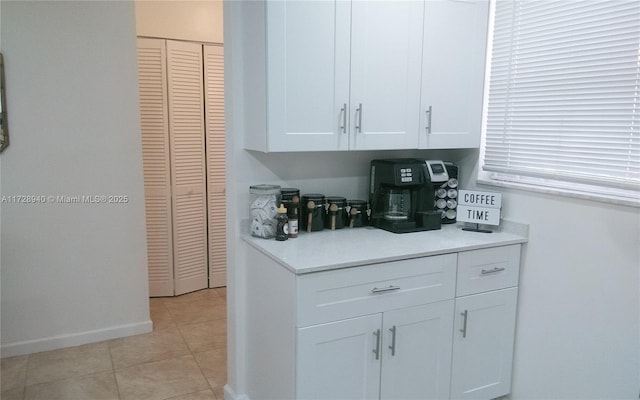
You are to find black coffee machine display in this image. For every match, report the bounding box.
[369,159,450,233]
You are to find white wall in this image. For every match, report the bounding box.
[505,192,639,399]
[135,0,223,43]
[0,1,151,357]
[507,190,638,399]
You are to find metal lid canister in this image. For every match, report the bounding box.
[324,196,347,230]
[280,188,300,219]
[347,200,369,228]
[300,193,325,232]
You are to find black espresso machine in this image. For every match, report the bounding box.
[369,158,450,233]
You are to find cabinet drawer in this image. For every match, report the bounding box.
[297,254,456,327]
[456,245,521,296]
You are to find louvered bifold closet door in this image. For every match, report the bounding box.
[204,45,226,288]
[167,40,208,296]
[137,38,174,297]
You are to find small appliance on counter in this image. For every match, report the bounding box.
[369,159,449,233]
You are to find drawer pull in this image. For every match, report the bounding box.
[481,267,506,275]
[373,329,381,360]
[371,285,401,294]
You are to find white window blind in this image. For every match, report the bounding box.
[483,0,640,193]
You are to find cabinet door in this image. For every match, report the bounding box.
[419,0,489,149]
[451,287,518,400]
[381,301,454,400]
[350,0,424,150]
[137,38,174,297]
[265,0,351,151]
[167,40,208,296]
[297,314,382,400]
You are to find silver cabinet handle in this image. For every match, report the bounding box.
[355,103,363,133]
[425,105,432,134]
[388,325,397,356]
[481,267,506,275]
[371,285,400,294]
[460,310,468,338]
[373,329,381,360]
[340,103,347,134]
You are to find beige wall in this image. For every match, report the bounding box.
[135,0,223,43]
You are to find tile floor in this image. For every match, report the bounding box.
[1,287,227,400]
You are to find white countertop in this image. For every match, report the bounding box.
[242,221,528,274]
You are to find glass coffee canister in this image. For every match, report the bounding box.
[249,184,281,238]
[300,193,325,232]
[325,196,348,230]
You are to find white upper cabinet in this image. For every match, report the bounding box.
[419,0,490,149]
[265,0,351,151]
[243,0,488,152]
[350,0,424,150]
[245,0,424,152]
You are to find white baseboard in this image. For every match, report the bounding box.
[0,320,153,358]
[224,384,250,400]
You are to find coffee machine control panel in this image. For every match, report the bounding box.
[399,166,417,183]
[371,160,425,186]
[425,160,450,183]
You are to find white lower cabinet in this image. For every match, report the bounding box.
[450,245,522,400]
[297,301,454,400]
[244,243,522,400]
[380,301,454,400]
[451,288,518,400]
[297,314,382,400]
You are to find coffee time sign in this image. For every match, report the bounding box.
[457,190,502,226]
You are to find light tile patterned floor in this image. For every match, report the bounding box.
[1,288,227,400]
